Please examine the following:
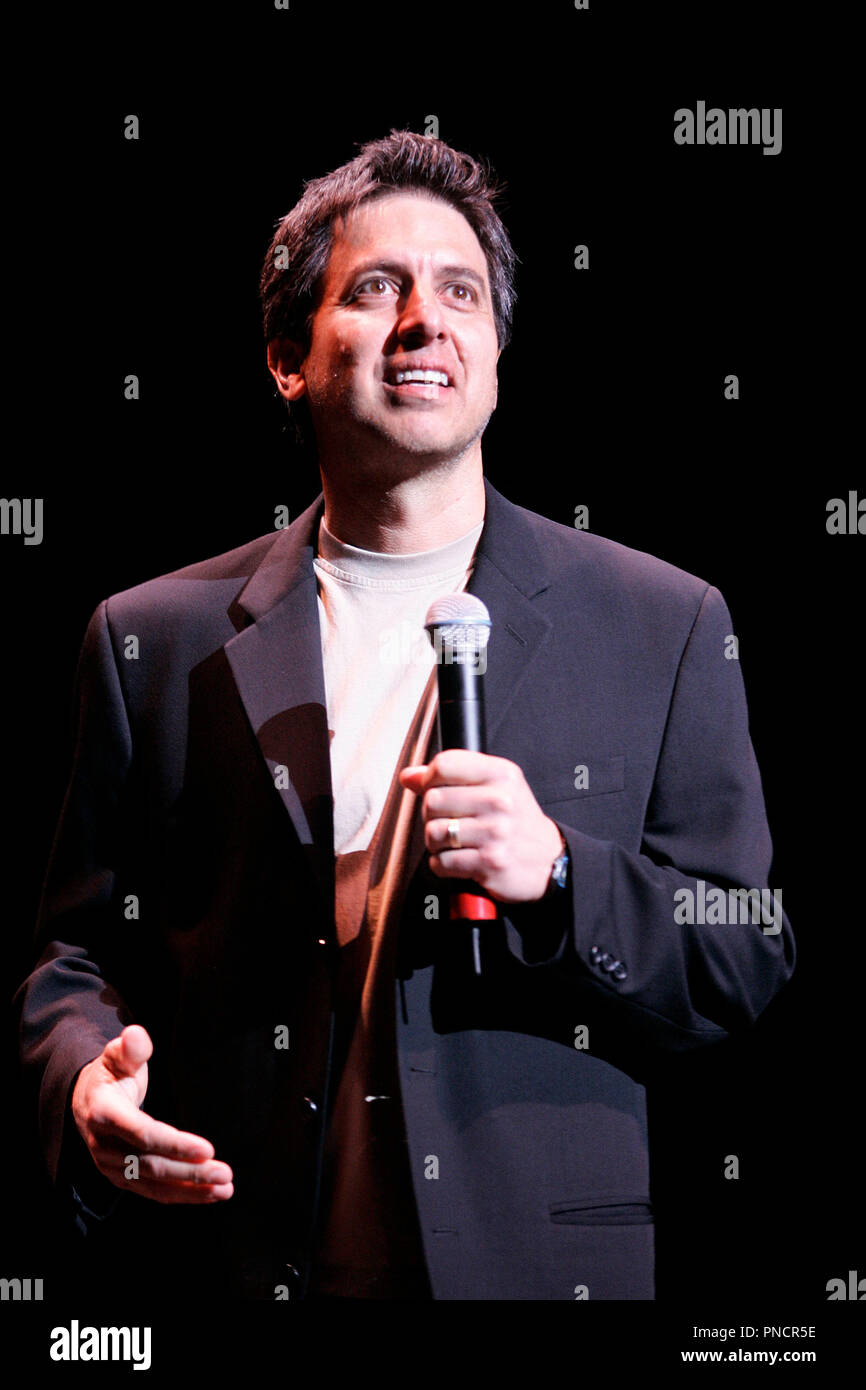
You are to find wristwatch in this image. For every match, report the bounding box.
[543,830,570,899]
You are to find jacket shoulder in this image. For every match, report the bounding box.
[99,530,281,633]
[514,502,712,611]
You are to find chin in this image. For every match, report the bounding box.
[390,416,490,455]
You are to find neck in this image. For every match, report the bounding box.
[320,457,486,553]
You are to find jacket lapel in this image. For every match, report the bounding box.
[464,479,552,751]
[223,492,335,924]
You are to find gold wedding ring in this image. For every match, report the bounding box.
[446,819,462,850]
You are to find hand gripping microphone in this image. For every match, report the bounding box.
[424,594,494,976]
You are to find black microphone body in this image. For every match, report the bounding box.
[424,595,494,975]
[436,654,487,754]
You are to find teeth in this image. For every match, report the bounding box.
[394,370,449,386]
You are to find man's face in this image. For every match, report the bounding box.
[276,191,501,470]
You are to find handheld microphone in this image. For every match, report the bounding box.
[424,594,494,976]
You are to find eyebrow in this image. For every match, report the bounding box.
[344,260,489,295]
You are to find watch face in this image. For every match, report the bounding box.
[550,852,569,892]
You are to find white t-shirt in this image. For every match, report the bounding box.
[313,516,485,858]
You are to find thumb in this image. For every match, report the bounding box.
[400,765,428,789]
[107,1024,152,1079]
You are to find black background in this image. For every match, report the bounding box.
[2,1,861,1370]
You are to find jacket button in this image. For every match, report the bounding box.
[301,1096,319,1113]
[611,962,628,981]
[589,945,602,963]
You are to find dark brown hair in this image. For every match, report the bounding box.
[259,129,518,357]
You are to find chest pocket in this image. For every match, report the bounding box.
[532,754,626,807]
[550,1193,653,1226]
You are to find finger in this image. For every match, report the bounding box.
[399,765,428,793]
[423,751,505,787]
[112,1175,234,1205]
[98,1152,233,1186]
[103,1025,152,1079]
[400,764,428,780]
[425,818,481,853]
[90,1100,216,1163]
[423,785,512,822]
[427,850,485,879]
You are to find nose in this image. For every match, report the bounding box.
[395,280,446,342]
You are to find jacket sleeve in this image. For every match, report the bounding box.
[504,583,796,1051]
[14,598,135,1218]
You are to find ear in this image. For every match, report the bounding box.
[267,337,307,402]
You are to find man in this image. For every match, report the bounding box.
[15,130,795,1301]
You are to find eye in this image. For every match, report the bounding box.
[352,277,394,298]
[446,283,474,302]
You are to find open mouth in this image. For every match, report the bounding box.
[383,368,453,398]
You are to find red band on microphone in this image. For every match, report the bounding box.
[450,893,498,921]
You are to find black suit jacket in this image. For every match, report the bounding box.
[15,478,795,1300]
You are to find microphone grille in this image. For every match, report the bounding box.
[424,594,491,656]
[425,594,491,626]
